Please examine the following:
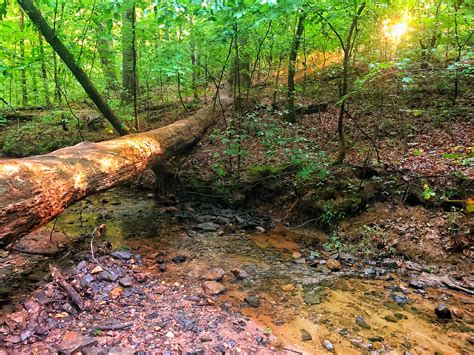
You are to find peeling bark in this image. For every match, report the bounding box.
[0,89,232,247]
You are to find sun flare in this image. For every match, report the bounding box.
[383,18,409,42]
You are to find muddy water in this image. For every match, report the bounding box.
[10,189,474,354]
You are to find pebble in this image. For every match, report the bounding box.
[202,281,226,295]
[111,250,132,260]
[355,316,371,329]
[90,266,103,274]
[292,251,302,259]
[255,226,265,233]
[326,259,342,271]
[435,303,452,319]
[172,255,187,263]
[202,268,225,281]
[282,284,295,292]
[408,279,424,289]
[300,329,312,341]
[390,292,408,305]
[323,339,335,352]
[244,296,261,308]
[165,331,175,339]
[119,277,133,288]
[196,222,220,232]
[200,335,212,342]
[231,268,248,280]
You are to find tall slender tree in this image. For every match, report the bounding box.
[18,0,128,135]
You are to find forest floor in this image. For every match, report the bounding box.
[0,68,472,353]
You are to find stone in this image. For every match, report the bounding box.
[300,329,312,341]
[200,335,212,342]
[202,268,225,281]
[119,277,133,288]
[111,250,132,260]
[231,268,248,280]
[202,281,226,295]
[255,226,266,233]
[435,304,452,319]
[90,266,103,274]
[355,316,371,329]
[303,287,323,305]
[326,259,342,271]
[98,271,118,282]
[282,284,295,292]
[323,339,335,353]
[368,336,384,342]
[244,296,261,308]
[390,292,408,305]
[165,331,175,339]
[384,315,397,323]
[172,255,187,263]
[59,331,98,353]
[196,222,220,232]
[292,251,302,259]
[109,287,123,300]
[408,279,424,289]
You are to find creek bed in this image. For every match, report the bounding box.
[0,188,472,353]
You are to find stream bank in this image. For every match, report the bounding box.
[0,188,472,354]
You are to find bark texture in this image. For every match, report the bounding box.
[0,90,232,247]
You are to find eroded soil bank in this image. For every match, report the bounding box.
[0,188,472,354]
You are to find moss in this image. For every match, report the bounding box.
[247,163,290,180]
[2,122,80,157]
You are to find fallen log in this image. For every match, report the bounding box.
[0,91,232,246]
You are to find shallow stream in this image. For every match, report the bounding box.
[2,188,473,354]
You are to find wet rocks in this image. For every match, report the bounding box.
[408,279,424,289]
[390,292,408,305]
[172,255,187,263]
[231,268,248,280]
[326,259,342,271]
[244,296,261,308]
[282,284,295,292]
[58,331,98,353]
[90,265,103,274]
[323,339,335,353]
[300,329,312,341]
[355,316,371,329]
[202,268,225,281]
[202,281,226,295]
[303,286,323,305]
[111,250,133,260]
[119,276,133,288]
[196,222,220,232]
[435,303,452,319]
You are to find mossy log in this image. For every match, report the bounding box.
[0,92,232,247]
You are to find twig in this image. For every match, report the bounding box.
[281,348,303,355]
[290,218,319,230]
[90,322,133,332]
[49,264,84,311]
[442,280,474,296]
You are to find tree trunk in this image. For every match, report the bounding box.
[37,32,51,106]
[96,20,119,93]
[19,0,128,136]
[19,9,28,107]
[122,1,137,103]
[0,87,232,247]
[286,12,305,123]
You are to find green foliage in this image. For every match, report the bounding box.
[422,183,435,201]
